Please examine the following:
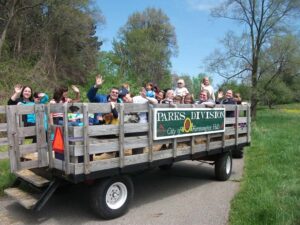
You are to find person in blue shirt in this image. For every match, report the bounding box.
[87,75,121,125]
[145,82,155,98]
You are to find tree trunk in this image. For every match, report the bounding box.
[0,0,17,60]
[251,56,259,121]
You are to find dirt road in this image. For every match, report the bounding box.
[0,158,244,225]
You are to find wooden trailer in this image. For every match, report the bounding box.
[3,102,251,219]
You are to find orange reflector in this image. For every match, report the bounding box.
[52,127,64,153]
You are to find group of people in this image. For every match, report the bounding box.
[7,75,242,129]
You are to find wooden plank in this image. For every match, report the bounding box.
[74,158,120,175]
[88,103,113,114]
[0,123,7,132]
[206,134,210,151]
[15,169,50,187]
[0,137,8,145]
[46,105,54,169]
[172,138,177,158]
[53,158,67,172]
[237,105,248,111]
[124,153,148,166]
[4,187,38,209]
[124,103,148,113]
[235,105,239,146]
[238,117,247,123]
[16,105,35,114]
[148,105,153,162]
[119,104,125,168]
[124,123,149,133]
[238,137,248,144]
[18,126,35,137]
[19,160,39,170]
[191,136,195,155]
[89,125,119,136]
[225,118,235,125]
[49,103,64,113]
[6,106,19,172]
[224,105,236,110]
[153,150,173,161]
[63,103,70,174]
[83,103,90,174]
[247,105,251,143]
[0,105,6,114]
[19,143,37,154]
[124,135,148,149]
[70,141,119,156]
[35,104,48,167]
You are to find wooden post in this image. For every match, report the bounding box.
[247,104,251,143]
[83,103,90,174]
[235,105,239,146]
[222,105,226,149]
[148,104,153,162]
[46,104,53,168]
[35,104,48,167]
[172,138,177,158]
[63,103,70,174]
[6,106,19,172]
[206,134,210,152]
[119,103,125,168]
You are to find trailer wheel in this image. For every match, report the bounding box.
[91,175,134,219]
[232,148,244,159]
[215,152,232,181]
[159,163,173,170]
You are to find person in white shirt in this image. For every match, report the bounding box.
[174,79,189,97]
[132,87,158,123]
[201,77,215,101]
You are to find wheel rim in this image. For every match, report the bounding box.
[106,182,128,209]
[225,156,231,174]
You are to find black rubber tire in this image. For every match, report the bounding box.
[159,163,173,170]
[215,152,232,181]
[90,175,134,220]
[232,148,244,159]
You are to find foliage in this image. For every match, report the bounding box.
[0,0,104,95]
[0,159,15,195]
[230,104,300,225]
[258,77,293,108]
[218,80,251,102]
[208,0,300,120]
[113,7,178,88]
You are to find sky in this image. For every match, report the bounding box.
[96,0,240,88]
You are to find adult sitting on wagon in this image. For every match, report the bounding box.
[87,75,121,125]
[216,89,236,117]
[196,90,215,108]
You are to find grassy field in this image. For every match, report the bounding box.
[0,159,15,194]
[230,104,300,225]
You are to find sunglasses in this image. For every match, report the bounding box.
[177,82,183,85]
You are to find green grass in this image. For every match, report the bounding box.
[230,104,300,225]
[0,159,15,195]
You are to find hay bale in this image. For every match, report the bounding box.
[93,152,116,160]
[194,137,206,144]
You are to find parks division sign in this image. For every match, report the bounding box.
[153,108,225,140]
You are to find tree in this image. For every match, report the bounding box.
[113,7,178,88]
[208,0,300,120]
[1,0,104,89]
[0,0,44,59]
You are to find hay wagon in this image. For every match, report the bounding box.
[1,102,251,219]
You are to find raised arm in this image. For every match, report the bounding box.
[87,75,104,102]
[8,84,23,105]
